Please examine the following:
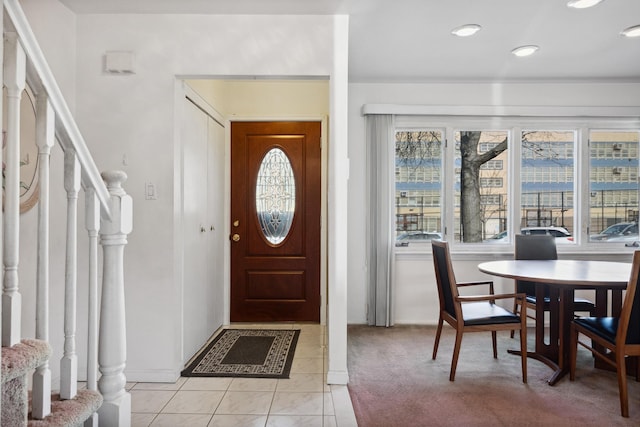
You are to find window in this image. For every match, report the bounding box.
[454,130,509,243]
[480,177,504,187]
[589,131,640,243]
[393,116,639,250]
[395,130,443,246]
[521,130,575,244]
[481,160,503,170]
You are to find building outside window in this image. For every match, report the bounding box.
[521,130,574,236]
[395,130,442,239]
[589,131,639,242]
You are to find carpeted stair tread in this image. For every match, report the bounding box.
[1,339,51,383]
[1,340,101,426]
[2,339,52,425]
[28,390,103,427]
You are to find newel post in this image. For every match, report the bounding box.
[97,171,132,427]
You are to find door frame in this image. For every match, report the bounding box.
[224,116,328,325]
[175,44,348,382]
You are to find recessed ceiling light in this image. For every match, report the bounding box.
[451,24,482,37]
[567,0,604,9]
[511,45,539,57]
[621,25,640,38]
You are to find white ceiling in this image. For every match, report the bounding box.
[58,0,640,83]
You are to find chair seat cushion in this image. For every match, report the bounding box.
[573,317,617,344]
[525,296,595,312]
[462,302,520,326]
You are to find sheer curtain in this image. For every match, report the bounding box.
[365,114,395,326]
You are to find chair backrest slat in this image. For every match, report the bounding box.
[620,251,640,345]
[515,234,557,261]
[432,240,458,319]
[515,234,557,297]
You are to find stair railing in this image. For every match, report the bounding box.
[2,0,132,425]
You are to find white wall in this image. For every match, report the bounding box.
[347,82,640,325]
[20,0,77,110]
[22,1,345,383]
[187,79,330,117]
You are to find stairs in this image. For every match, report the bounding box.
[28,392,102,427]
[1,340,102,426]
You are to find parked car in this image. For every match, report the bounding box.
[484,230,508,243]
[395,231,442,247]
[590,222,638,242]
[521,226,573,243]
[484,227,573,243]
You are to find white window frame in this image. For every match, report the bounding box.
[393,114,640,254]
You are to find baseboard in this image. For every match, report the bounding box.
[124,369,181,383]
[326,369,349,385]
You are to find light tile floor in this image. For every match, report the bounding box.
[129,323,358,427]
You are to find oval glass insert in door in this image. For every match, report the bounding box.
[256,147,296,245]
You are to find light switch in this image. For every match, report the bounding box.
[145,182,157,200]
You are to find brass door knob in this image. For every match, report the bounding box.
[231,233,240,242]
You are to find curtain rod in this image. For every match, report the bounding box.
[361,103,640,118]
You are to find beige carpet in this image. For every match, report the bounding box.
[347,324,640,427]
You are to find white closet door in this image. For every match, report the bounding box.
[207,115,225,331]
[182,98,224,362]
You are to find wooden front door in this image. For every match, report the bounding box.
[230,121,321,322]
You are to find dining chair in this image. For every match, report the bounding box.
[569,250,640,418]
[510,234,595,338]
[431,240,527,382]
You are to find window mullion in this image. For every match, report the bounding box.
[576,127,589,242]
[443,126,455,240]
[511,127,522,245]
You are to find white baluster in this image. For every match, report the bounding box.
[0,16,4,427]
[60,149,80,400]
[84,189,100,427]
[2,32,25,347]
[32,94,54,419]
[98,170,132,427]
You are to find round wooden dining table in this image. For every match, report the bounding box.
[478,259,632,385]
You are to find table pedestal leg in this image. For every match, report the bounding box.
[508,284,562,383]
[552,288,574,385]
